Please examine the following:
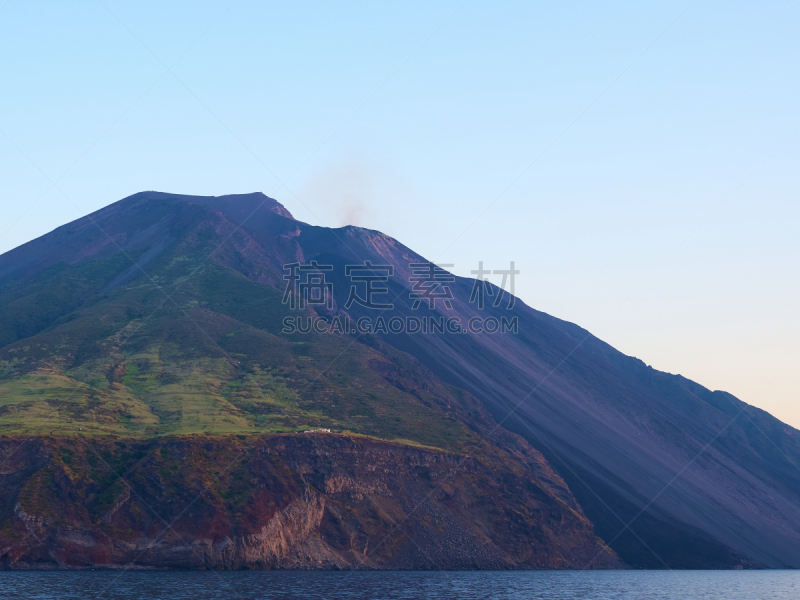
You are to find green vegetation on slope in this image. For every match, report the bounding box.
[0,248,478,451]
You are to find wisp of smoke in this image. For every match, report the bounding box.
[303,161,373,227]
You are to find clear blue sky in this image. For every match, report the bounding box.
[1,1,798,425]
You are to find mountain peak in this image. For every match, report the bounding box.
[124,191,295,221]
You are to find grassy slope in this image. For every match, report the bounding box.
[0,244,480,451]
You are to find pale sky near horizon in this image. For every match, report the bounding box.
[1,1,798,426]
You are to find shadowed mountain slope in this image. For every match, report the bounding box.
[288,219,800,570]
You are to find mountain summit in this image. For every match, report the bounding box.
[1,191,799,569]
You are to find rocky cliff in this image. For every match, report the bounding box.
[0,435,618,570]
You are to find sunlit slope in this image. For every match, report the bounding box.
[0,215,473,449]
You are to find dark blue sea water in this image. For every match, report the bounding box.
[0,570,798,599]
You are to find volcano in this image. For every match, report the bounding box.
[0,191,798,569]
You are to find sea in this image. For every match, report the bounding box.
[0,570,798,600]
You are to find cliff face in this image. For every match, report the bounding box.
[0,435,618,570]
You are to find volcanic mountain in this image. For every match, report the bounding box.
[0,191,798,570]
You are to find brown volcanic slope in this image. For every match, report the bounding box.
[0,191,616,570]
[1,191,799,569]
